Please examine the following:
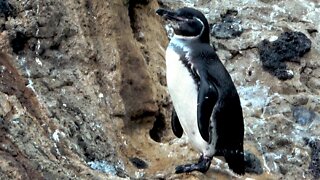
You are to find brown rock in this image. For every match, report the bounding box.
[0,0,319,179]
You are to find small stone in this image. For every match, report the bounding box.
[244,151,263,175]
[279,165,288,175]
[292,95,309,106]
[129,157,148,169]
[211,9,243,39]
[292,106,316,126]
[0,65,6,73]
[311,69,320,78]
[308,77,320,89]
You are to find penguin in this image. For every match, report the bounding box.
[156,7,245,175]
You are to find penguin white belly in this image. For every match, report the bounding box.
[166,48,215,156]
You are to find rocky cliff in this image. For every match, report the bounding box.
[0,0,319,179]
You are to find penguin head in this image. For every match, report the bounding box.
[156,7,210,43]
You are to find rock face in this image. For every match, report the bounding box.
[0,0,319,179]
[0,0,169,179]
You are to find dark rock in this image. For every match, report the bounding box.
[258,31,312,80]
[0,0,15,19]
[244,151,263,174]
[305,138,320,179]
[10,31,30,55]
[129,157,148,169]
[307,28,318,37]
[210,10,243,39]
[292,106,316,126]
[279,165,288,175]
[275,137,292,147]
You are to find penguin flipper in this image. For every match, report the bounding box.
[171,107,183,138]
[197,76,218,143]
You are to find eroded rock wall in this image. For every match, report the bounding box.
[0,0,170,179]
[0,0,320,179]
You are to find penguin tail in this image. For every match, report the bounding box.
[224,152,245,175]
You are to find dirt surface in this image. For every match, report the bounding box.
[0,0,319,179]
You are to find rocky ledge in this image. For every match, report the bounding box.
[0,0,319,179]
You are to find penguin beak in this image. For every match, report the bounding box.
[156,8,185,22]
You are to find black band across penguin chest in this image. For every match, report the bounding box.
[171,43,201,88]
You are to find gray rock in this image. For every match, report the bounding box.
[210,9,243,39]
[244,151,263,175]
[292,106,317,126]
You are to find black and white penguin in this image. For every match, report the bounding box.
[156,7,245,175]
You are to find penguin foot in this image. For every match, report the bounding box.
[175,156,212,174]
